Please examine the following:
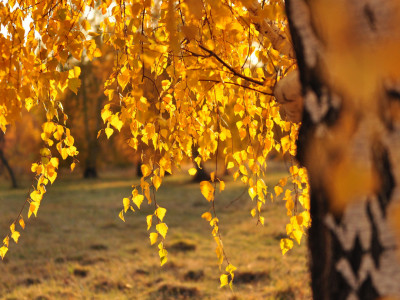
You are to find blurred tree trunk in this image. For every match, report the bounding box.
[0,132,17,188]
[81,65,104,179]
[286,1,400,299]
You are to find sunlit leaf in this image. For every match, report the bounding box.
[146,215,153,230]
[105,127,114,139]
[149,232,158,245]
[141,164,152,177]
[11,231,20,243]
[188,168,197,176]
[201,212,212,221]
[155,207,167,222]
[123,197,130,213]
[200,181,214,202]
[0,246,8,260]
[19,218,25,230]
[274,186,283,197]
[156,223,168,239]
[68,78,81,94]
[133,194,144,209]
[153,175,162,191]
[119,210,125,222]
[220,274,229,287]
[280,238,293,255]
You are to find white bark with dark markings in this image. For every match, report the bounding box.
[285,0,400,299]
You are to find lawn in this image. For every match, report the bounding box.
[0,164,311,299]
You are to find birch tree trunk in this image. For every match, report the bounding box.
[285,0,400,299]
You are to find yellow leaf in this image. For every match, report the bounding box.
[219,180,225,192]
[81,19,91,31]
[61,148,68,160]
[30,190,42,202]
[50,157,59,169]
[11,231,20,243]
[194,156,202,168]
[19,218,25,230]
[274,186,283,197]
[248,186,256,200]
[25,98,34,111]
[281,135,291,153]
[141,164,151,177]
[101,108,112,123]
[280,238,293,255]
[210,172,215,182]
[188,168,197,176]
[145,188,151,204]
[94,48,102,57]
[153,175,162,190]
[279,177,288,187]
[250,208,256,217]
[259,216,265,226]
[155,207,167,222]
[200,181,214,202]
[227,161,235,169]
[70,162,76,171]
[119,210,125,222]
[0,246,8,260]
[289,165,299,176]
[105,127,114,139]
[156,223,168,239]
[28,202,39,218]
[292,228,303,245]
[158,242,168,266]
[226,264,237,274]
[40,148,51,157]
[201,212,212,221]
[123,197,130,213]
[149,232,158,245]
[146,215,153,230]
[133,194,144,209]
[68,78,81,94]
[239,165,248,175]
[110,114,123,131]
[47,170,57,184]
[220,274,229,287]
[31,163,39,173]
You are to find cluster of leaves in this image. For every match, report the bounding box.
[0,0,310,286]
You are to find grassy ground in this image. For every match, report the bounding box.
[0,165,311,300]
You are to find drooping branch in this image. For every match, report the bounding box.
[197,45,266,86]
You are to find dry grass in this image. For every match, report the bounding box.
[0,164,311,299]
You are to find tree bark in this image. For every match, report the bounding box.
[81,64,104,179]
[0,132,17,188]
[286,0,400,299]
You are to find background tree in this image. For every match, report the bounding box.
[285,0,400,299]
[0,131,17,188]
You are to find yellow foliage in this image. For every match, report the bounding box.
[0,0,311,276]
